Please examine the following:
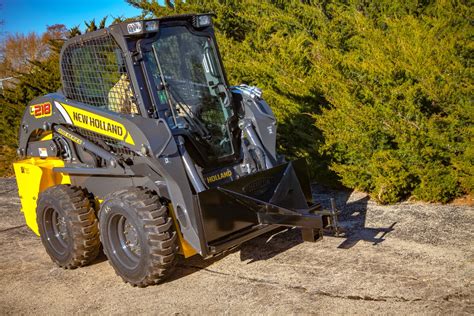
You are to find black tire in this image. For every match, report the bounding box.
[36,185,100,269]
[99,187,178,287]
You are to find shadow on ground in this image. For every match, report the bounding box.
[332,193,397,249]
[238,187,396,262]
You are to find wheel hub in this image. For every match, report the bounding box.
[55,213,68,241]
[43,207,69,255]
[122,220,141,256]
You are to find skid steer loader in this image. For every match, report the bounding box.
[13,14,339,287]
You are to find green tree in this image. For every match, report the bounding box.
[1,1,471,203]
[128,0,473,203]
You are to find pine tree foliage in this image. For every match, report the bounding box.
[127,0,473,203]
[0,1,471,203]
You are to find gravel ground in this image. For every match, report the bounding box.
[0,178,472,314]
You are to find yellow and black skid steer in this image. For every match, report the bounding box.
[14,14,340,287]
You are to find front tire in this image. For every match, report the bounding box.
[36,185,100,268]
[99,187,178,287]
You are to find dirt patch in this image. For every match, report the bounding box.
[452,194,474,207]
[0,179,472,314]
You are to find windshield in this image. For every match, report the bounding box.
[144,25,234,159]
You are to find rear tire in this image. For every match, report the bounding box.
[99,187,178,287]
[36,185,100,268]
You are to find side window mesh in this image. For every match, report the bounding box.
[61,35,139,114]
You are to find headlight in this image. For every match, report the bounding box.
[193,15,212,28]
[127,21,143,34]
[145,20,159,32]
[125,20,159,35]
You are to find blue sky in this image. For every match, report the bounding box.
[0,0,148,35]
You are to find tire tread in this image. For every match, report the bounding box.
[100,187,178,287]
[37,185,100,269]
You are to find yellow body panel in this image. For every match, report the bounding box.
[38,132,52,141]
[13,158,70,235]
[13,158,195,257]
[169,204,197,258]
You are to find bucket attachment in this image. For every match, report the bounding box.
[198,159,337,250]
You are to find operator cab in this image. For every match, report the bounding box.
[59,14,276,182]
[113,14,240,168]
